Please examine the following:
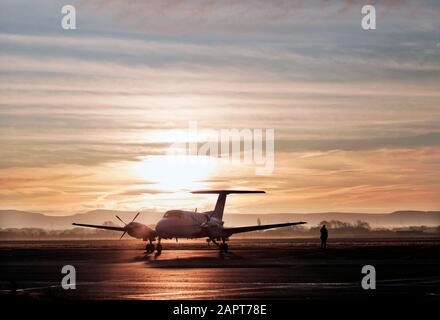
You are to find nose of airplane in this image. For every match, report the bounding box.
[155,218,171,236]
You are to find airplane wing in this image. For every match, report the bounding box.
[223,221,306,236]
[72,223,125,232]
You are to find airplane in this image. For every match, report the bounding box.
[72,190,306,254]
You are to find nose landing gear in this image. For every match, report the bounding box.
[145,241,155,253]
[145,238,162,254]
[156,243,162,255]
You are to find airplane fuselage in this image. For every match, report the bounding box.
[155,210,223,239]
[111,210,226,241]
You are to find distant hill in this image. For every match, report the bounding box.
[0,209,439,229]
[227,211,440,228]
[0,209,163,230]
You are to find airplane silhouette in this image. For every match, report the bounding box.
[73,190,306,254]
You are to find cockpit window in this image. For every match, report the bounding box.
[164,210,183,218]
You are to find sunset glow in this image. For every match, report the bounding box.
[0,1,439,215]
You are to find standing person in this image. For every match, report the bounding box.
[320,224,328,249]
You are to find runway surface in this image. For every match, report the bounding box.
[1,238,439,300]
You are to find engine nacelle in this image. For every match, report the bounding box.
[201,218,224,238]
[126,222,157,241]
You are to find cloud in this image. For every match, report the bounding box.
[114,189,175,196]
[1,1,439,213]
[0,140,170,169]
[78,0,437,31]
[277,132,440,152]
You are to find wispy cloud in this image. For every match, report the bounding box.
[0,0,439,213]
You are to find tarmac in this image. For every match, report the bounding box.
[1,238,439,300]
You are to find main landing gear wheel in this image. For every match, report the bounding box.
[145,243,155,253]
[156,243,162,254]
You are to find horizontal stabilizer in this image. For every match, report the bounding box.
[192,190,265,194]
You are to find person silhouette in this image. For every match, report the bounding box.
[320,224,328,249]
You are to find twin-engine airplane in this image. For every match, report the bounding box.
[73,190,306,254]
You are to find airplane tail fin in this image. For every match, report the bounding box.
[191,190,265,221]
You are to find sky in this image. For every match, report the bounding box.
[0,0,439,215]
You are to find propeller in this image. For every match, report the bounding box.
[117,211,141,240]
[115,215,127,226]
[131,211,140,222]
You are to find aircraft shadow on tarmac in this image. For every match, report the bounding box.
[133,250,252,268]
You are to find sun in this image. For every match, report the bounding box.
[130,155,217,192]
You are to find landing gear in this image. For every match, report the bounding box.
[145,237,163,255]
[145,242,155,253]
[156,238,162,254]
[212,238,229,253]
